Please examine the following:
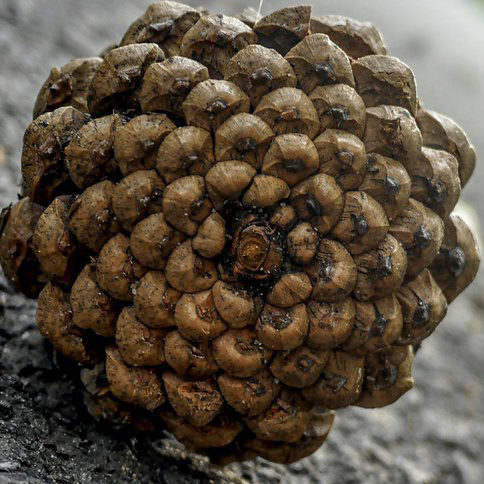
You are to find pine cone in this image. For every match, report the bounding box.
[1,2,480,466]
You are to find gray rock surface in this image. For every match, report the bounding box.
[1,1,483,483]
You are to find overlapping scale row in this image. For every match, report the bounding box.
[0,1,480,466]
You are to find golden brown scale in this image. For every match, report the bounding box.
[22,107,88,206]
[217,369,280,417]
[0,198,45,298]
[225,45,297,108]
[70,264,117,338]
[352,55,417,115]
[306,298,355,350]
[156,126,215,184]
[359,153,411,222]
[416,108,476,187]
[164,330,218,378]
[396,269,448,345]
[69,181,121,253]
[34,57,102,118]
[88,43,165,116]
[310,15,387,59]
[1,0,481,466]
[430,215,480,303]
[285,34,355,94]
[113,114,176,176]
[140,57,209,116]
[342,295,403,355]
[314,129,367,190]
[116,307,166,366]
[357,345,414,408]
[303,351,365,408]
[309,84,366,138]
[180,14,257,79]
[215,113,275,169]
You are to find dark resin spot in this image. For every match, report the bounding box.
[413,224,432,250]
[377,255,393,278]
[141,20,174,42]
[284,158,305,173]
[313,62,335,83]
[327,106,349,128]
[296,355,314,373]
[206,99,228,116]
[383,176,400,195]
[371,308,388,337]
[235,138,257,153]
[352,214,369,236]
[413,299,431,327]
[375,366,398,389]
[250,68,273,85]
[305,197,322,217]
[426,179,447,204]
[447,246,467,278]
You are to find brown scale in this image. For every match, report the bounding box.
[212,280,262,328]
[212,327,273,378]
[256,303,309,351]
[184,79,251,131]
[120,1,200,56]
[309,84,366,138]
[290,174,344,234]
[266,272,312,308]
[342,295,403,355]
[254,87,320,139]
[364,105,422,168]
[359,153,411,222]
[96,233,145,302]
[285,34,355,94]
[160,410,243,450]
[142,58,209,118]
[134,272,180,329]
[69,181,121,253]
[253,5,311,55]
[88,43,165,116]
[174,289,226,342]
[205,160,256,210]
[270,345,329,389]
[302,350,365,409]
[408,147,461,220]
[0,198,46,298]
[310,15,387,59]
[357,345,414,408]
[305,239,357,302]
[115,307,166,366]
[180,14,257,79]
[313,129,367,191]
[165,240,218,293]
[389,199,444,278]
[22,107,88,205]
[164,330,218,378]
[192,213,227,258]
[225,44,297,108]
[306,298,356,350]
[416,108,476,187]
[353,234,408,302]
[430,215,480,303]
[331,191,390,255]
[130,213,185,270]
[217,369,280,417]
[162,372,223,427]
[65,114,123,191]
[244,389,312,443]
[156,126,215,184]
[396,269,448,345]
[70,264,118,338]
[352,55,418,116]
[32,196,81,284]
[162,175,212,236]
[113,114,176,176]
[112,170,165,232]
[215,113,275,169]
[105,346,164,411]
[262,133,320,187]
[242,411,335,465]
[37,282,98,365]
[286,222,319,265]
[33,57,102,118]
[242,175,290,209]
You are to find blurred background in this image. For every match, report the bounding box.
[0,1,483,483]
